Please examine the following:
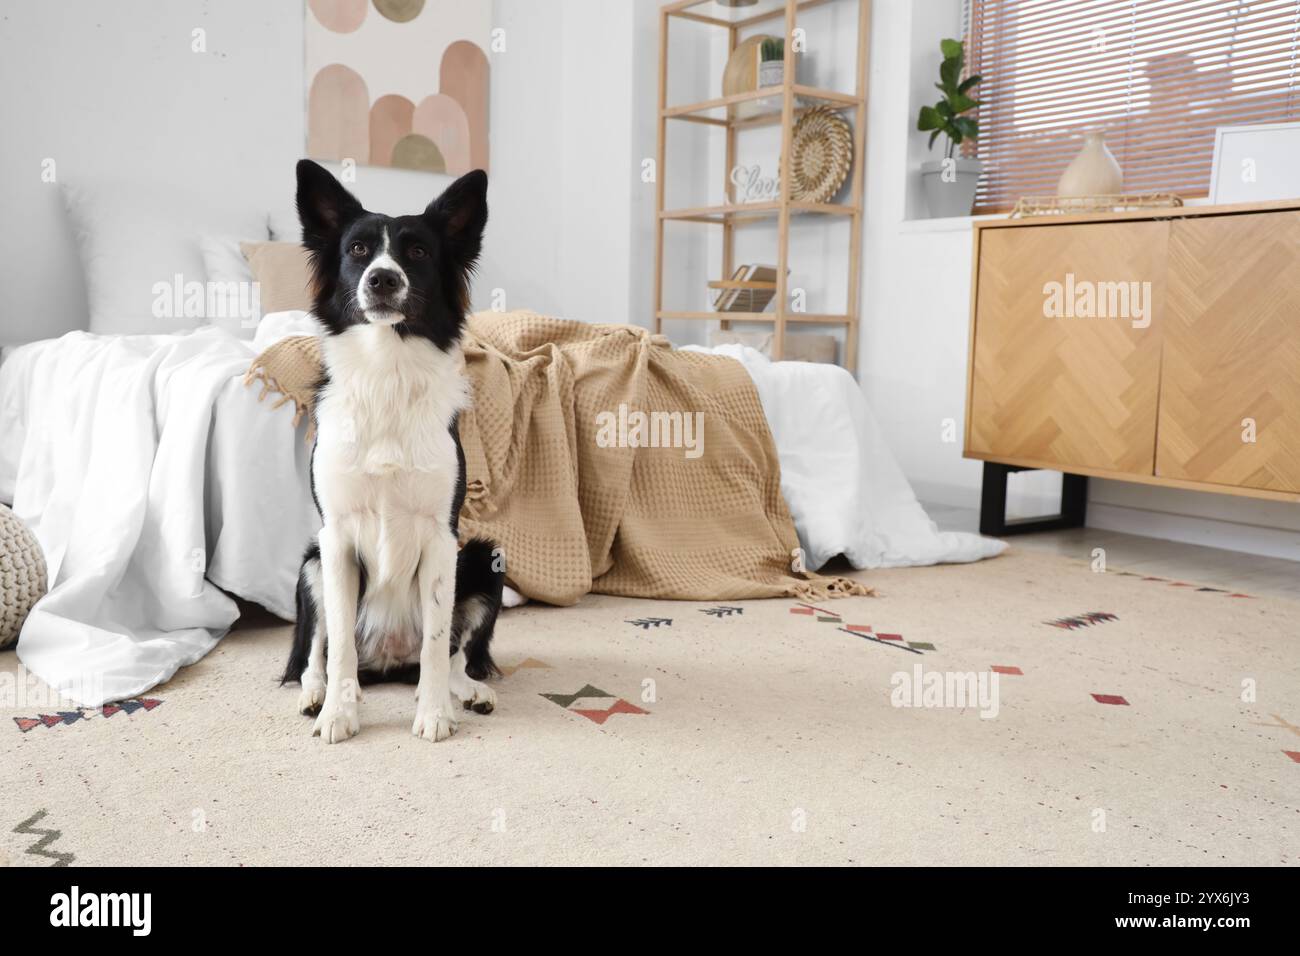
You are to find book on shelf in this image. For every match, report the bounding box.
[712,264,781,313]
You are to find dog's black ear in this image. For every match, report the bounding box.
[296,159,363,253]
[425,169,488,268]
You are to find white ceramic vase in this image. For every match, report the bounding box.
[1057,131,1123,197]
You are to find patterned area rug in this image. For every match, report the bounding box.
[0,548,1295,866]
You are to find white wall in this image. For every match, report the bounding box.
[859,0,988,509]
[0,0,303,344]
[0,0,655,345]
[496,0,663,325]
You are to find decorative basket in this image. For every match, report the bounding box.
[0,503,48,650]
[790,106,853,203]
[1010,193,1183,218]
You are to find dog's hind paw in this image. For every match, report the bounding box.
[412,705,458,742]
[297,680,325,717]
[457,682,496,715]
[312,698,361,744]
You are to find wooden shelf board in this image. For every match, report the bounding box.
[665,0,838,29]
[658,310,854,324]
[791,84,859,106]
[660,200,858,223]
[734,0,837,27]
[662,85,861,129]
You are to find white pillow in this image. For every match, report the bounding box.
[199,235,256,285]
[199,236,261,338]
[62,180,268,335]
[268,209,301,244]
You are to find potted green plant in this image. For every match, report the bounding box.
[759,36,785,87]
[916,38,983,217]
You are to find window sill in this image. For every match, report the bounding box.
[898,213,1005,234]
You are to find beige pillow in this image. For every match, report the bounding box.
[240,241,315,317]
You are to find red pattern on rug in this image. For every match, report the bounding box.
[12,698,162,733]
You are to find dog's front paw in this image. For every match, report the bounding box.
[312,697,361,743]
[412,704,458,742]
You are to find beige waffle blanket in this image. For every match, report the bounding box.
[246,311,871,605]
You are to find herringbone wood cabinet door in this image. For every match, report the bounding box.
[1158,212,1300,492]
[968,220,1168,474]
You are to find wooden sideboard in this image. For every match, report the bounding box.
[964,198,1300,534]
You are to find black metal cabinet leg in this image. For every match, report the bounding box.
[979,461,1088,536]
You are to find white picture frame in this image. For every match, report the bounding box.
[1209,122,1300,204]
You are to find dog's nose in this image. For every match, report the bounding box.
[367,268,402,293]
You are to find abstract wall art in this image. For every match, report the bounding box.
[305,0,490,174]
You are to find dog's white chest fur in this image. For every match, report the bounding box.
[313,324,469,668]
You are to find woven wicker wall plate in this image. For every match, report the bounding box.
[789,106,852,203]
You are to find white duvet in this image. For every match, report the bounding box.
[0,318,1002,705]
[0,316,322,706]
[692,345,1005,571]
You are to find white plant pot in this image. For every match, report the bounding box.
[921,157,984,218]
[758,59,783,87]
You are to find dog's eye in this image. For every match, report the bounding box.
[408,244,427,260]
[349,241,368,257]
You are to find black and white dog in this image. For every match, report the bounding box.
[282,160,503,744]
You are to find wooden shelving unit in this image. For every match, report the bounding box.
[653,0,871,371]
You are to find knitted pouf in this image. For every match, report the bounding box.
[0,503,47,650]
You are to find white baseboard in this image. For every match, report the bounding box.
[910,479,980,511]
[1088,502,1300,562]
[910,476,1061,521]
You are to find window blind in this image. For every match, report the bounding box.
[966,0,1300,212]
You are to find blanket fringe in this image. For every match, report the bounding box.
[243,338,321,444]
[789,575,875,600]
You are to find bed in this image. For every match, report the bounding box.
[0,311,1002,705]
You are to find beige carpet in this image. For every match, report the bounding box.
[1,548,1296,866]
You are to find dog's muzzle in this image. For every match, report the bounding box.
[359,266,408,323]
